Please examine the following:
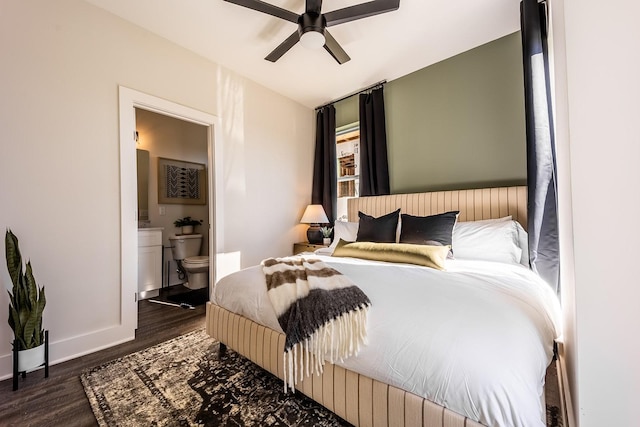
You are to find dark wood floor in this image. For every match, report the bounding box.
[0,287,206,427]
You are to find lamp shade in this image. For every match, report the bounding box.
[300,204,329,224]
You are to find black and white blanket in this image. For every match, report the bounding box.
[262,256,371,392]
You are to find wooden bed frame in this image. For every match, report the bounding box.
[206,186,527,427]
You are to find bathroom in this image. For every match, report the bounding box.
[135,107,210,304]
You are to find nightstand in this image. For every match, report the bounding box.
[293,242,329,255]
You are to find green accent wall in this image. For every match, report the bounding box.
[336,32,526,193]
[335,95,359,129]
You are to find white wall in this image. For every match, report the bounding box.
[0,0,313,379]
[552,0,640,425]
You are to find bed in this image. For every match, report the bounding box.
[205,186,561,427]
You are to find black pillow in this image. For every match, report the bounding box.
[356,209,400,243]
[399,211,459,248]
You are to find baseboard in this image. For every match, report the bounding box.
[0,324,135,381]
[556,341,576,427]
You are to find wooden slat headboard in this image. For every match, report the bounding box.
[347,186,527,229]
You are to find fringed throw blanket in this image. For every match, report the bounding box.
[262,256,371,392]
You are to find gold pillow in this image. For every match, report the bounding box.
[332,239,450,270]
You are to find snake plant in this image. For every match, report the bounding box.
[6,230,46,350]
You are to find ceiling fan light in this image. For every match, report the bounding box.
[300,31,325,49]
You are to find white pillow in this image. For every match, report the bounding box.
[514,221,530,266]
[452,217,523,265]
[326,221,359,254]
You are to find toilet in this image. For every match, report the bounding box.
[168,234,209,289]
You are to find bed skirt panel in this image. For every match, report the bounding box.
[206,302,485,427]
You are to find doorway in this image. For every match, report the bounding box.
[135,108,209,305]
[118,87,223,332]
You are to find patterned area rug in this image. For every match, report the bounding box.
[81,330,562,427]
[81,330,349,426]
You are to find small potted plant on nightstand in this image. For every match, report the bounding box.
[320,226,333,246]
[173,217,203,235]
[6,229,49,391]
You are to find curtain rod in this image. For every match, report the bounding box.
[315,80,386,111]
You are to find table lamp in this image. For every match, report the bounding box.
[300,204,329,244]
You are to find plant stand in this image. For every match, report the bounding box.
[13,330,49,391]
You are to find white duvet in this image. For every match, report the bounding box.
[213,255,562,427]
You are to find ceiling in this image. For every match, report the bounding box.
[84,0,520,108]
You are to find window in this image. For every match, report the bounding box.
[336,122,360,221]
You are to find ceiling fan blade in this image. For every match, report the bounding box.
[265,31,300,62]
[323,30,350,64]
[305,0,322,15]
[324,0,400,27]
[223,0,298,23]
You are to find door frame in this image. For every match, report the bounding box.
[118,86,223,331]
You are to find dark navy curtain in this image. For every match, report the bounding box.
[359,86,390,196]
[312,105,337,223]
[521,0,560,294]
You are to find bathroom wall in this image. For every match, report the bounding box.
[135,108,210,286]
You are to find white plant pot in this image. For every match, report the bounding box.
[323,238,331,245]
[181,225,194,235]
[17,344,45,372]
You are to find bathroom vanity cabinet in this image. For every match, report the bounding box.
[138,228,163,299]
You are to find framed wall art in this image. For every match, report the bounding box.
[157,157,207,205]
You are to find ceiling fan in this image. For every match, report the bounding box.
[223,0,400,64]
